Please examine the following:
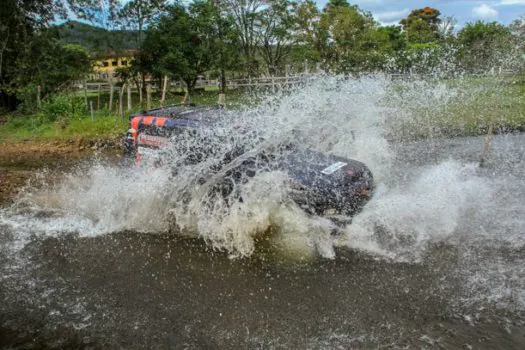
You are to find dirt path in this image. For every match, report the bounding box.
[0,138,120,205]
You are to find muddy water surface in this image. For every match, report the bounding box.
[1,134,524,349]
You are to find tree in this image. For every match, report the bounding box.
[221,0,264,76]
[0,0,103,110]
[139,3,220,95]
[457,21,513,72]
[116,0,167,46]
[510,15,525,40]
[257,0,297,75]
[510,15,525,72]
[400,7,442,44]
[437,15,457,40]
[378,25,407,51]
[319,2,386,73]
[324,0,350,11]
[12,30,92,111]
[291,0,324,65]
[210,1,241,91]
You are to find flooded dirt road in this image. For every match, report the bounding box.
[1,132,524,349]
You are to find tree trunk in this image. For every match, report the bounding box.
[36,85,41,110]
[136,78,142,104]
[220,66,226,94]
[146,84,152,110]
[140,74,146,104]
[183,78,197,103]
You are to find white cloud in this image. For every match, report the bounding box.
[472,4,499,20]
[498,0,525,5]
[374,8,410,23]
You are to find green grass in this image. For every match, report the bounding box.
[75,87,249,112]
[0,113,129,142]
[386,75,525,139]
[2,77,524,143]
[0,89,252,143]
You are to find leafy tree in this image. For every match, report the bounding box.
[210,2,241,91]
[510,15,525,40]
[400,7,442,44]
[510,15,525,72]
[291,0,324,65]
[378,25,407,51]
[396,42,442,74]
[221,0,264,76]
[324,0,350,11]
[139,3,222,94]
[457,21,513,72]
[319,3,387,73]
[257,0,297,75]
[0,0,102,110]
[115,0,167,46]
[437,16,457,40]
[15,33,91,110]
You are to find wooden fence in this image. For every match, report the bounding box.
[52,69,520,118]
[75,70,520,94]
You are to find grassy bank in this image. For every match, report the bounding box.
[385,75,525,139]
[0,89,248,143]
[1,76,523,144]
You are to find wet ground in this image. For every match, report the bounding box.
[0,139,119,205]
[1,134,525,349]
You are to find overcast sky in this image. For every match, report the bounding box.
[315,0,525,27]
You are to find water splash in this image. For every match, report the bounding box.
[2,75,519,263]
[339,160,492,261]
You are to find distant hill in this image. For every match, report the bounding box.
[55,21,139,53]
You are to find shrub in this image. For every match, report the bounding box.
[39,95,87,123]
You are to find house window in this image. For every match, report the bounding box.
[122,60,128,66]
[103,61,109,67]
[112,60,118,66]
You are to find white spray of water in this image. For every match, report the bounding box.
[0,76,504,261]
[339,161,492,261]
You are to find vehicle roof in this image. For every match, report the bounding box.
[129,105,222,130]
[129,104,221,120]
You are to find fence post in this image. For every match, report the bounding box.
[139,78,143,104]
[36,85,41,110]
[83,79,88,106]
[109,80,114,111]
[218,92,225,107]
[127,83,132,111]
[479,122,494,167]
[89,101,94,121]
[160,75,168,107]
[97,83,101,110]
[146,84,151,111]
[119,83,125,118]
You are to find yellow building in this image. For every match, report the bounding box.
[90,49,137,81]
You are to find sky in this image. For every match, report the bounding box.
[315,0,525,28]
[64,0,525,30]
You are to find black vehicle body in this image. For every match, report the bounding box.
[123,105,374,223]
